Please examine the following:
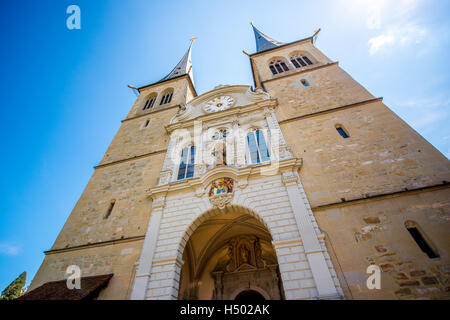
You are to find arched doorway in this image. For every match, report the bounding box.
[178,209,284,300]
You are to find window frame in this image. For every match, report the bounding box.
[246,128,271,165]
[335,125,350,139]
[143,94,157,110]
[160,90,174,106]
[405,221,440,259]
[269,59,290,75]
[177,145,196,180]
[301,79,310,87]
[289,53,315,70]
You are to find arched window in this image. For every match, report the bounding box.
[160,89,174,105]
[177,145,195,180]
[143,94,156,110]
[269,59,289,75]
[290,53,314,69]
[405,221,439,259]
[246,129,270,164]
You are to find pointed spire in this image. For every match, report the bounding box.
[161,39,195,83]
[250,22,284,53]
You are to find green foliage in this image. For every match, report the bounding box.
[1,271,27,300]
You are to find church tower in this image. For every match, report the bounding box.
[247,23,450,299]
[23,24,450,301]
[26,42,198,299]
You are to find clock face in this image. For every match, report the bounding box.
[204,96,234,113]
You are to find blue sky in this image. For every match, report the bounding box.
[0,0,449,290]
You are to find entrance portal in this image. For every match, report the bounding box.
[178,210,284,300]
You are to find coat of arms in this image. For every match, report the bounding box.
[208,178,234,208]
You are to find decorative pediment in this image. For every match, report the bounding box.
[170,85,271,124]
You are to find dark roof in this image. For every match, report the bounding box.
[251,23,284,53]
[161,41,193,81]
[17,274,113,300]
[137,41,195,90]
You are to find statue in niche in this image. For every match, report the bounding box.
[254,238,266,268]
[224,242,235,272]
[239,245,250,265]
[210,236,282,300]
[211,129,227,166]
[214,241,235,273]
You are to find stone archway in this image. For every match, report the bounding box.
[177,208,284,300]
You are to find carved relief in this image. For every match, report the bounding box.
[211,235,281,300]
[208,178,234,209]
[170,85,272,124]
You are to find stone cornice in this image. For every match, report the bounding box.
[44,235,146,255]
[165,99,278,133]
[122,104,180,123]
[147,157,302,199]
[278,97,383,125]
[311,182,450,211]
[94,149,167,170]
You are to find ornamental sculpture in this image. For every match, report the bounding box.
[208,178,234,209]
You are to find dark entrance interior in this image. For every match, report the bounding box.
[234,290,266,301]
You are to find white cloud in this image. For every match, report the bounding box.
[368,33,395,54]
[365,0,427,55]
[0,242,22,256]
[368,24,427,55]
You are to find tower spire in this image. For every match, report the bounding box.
[250,22,284,53]
[161,39,195,83]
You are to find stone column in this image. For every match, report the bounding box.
[130,195,166,300]
[281,170,339,298]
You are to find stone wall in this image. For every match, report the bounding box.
[251,39,450,300]
[30,239,143,299]
[266,64,374,122]
[280,100,450,206]
[315,187,450,299]
[29,153,165,295]
[99,108,177,165]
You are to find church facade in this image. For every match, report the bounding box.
[27,24,450,300]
